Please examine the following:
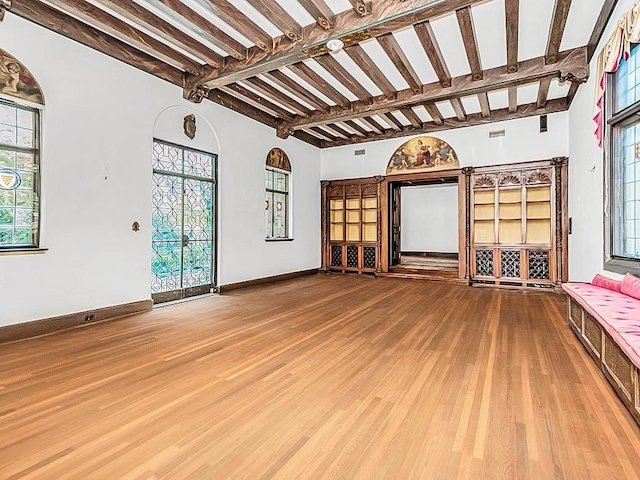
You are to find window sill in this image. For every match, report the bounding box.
[265,238,294,242]
[604,256,640,277]
[0,247,48,256]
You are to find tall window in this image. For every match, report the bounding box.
[265,148,291,239]
[0,99,40,249]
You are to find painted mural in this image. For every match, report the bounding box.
[0,49,44,105]
[386,136,459,175]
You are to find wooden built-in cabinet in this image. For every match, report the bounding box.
[320,158,567,290]
[321,177,382,274]
[470,158,568,288]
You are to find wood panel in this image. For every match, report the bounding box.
[1,277,640,478]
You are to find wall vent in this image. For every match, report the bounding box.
[354,149,366,156]
[489,129,505,138]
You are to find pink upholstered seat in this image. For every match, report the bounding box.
[562,282,640,368]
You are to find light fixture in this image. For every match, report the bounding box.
[326,38,344,52]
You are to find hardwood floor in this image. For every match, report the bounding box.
[1,275,640,479]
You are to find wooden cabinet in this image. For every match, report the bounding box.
[469,158,568,288]
[321,178,382,274]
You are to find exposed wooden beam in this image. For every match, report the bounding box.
[221,84,295,120]
[211,88,278,127]
[287,62,351,106]
[537,78,551,108]
[191,0,489,88]
[344,44,397,100]
[457,6,483,80]
[424,104,444,125]
[189,0,272,51]
[450,98,467,121]
[314,55,372,101]
[321,98,569,147]
[244,77,312,117]
[263,70,330,112]
[282,47,588,131]
[361,116,385,134]
[508,86,518,113]
[334,120,369,137]
[297,0,335,29]
[344,119,370,136]
[546,0,572,64]
[377,33,423,95]
[96,0,223,67]
[45,0,204,75]
[11,0,184,85]
[505,0,519,73]
[325,123,352,139]
[243,0,302,42]
[400,107,422,128]
[154,0,247,60]
[348,0,372,17]
[384,113,404,131]
[414,20,451,88]
[587,0,619,62]
[478,92,490,118]
[310,126,339,141]
[340,121,365,137]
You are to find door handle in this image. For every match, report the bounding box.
[182,234,189,247]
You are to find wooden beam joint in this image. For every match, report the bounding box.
[184,84,210,104]
[0,0,11,21]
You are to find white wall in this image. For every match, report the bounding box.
[567,0,636,282]
[321,113,569,179]
[401,185,458,253]
[0,15,321,327]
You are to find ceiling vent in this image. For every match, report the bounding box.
[354,149,366,156]
[489,129,506,138]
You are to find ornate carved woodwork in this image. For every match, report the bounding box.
[0,0,11,21]
[321,177,381,275]
[470,158,568,288]
[185,85,209,104]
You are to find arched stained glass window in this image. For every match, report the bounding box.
[265,148,291,240]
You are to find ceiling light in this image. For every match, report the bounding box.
[326,39,344,52]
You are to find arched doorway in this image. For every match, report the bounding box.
[150,107,219,303]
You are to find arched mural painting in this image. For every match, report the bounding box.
[0,48,44,105]
[386,136,459,175]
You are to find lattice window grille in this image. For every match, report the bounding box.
[528,251,550,280]
[346,245,358,268]
[501,250,521,278]
[363,246,376,269]
[475,250,494,277]
[331,245,342,267]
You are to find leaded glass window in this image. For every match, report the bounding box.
[0,99,39,248]
[265,148,291,240]
[607,44,640,273]
[265,168,289,239]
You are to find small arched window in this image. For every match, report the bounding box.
[0,49,44,250]
[265,148,291,240]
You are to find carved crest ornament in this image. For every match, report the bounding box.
[183,114,196,140]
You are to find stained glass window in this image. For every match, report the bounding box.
[265,168,289,239]
[0,99,39,248]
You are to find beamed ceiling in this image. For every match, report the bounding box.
[8,0,617,147]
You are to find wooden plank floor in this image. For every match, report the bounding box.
[1,275,640,479]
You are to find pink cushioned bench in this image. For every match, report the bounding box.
[563,281,640,426]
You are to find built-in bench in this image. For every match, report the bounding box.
[563,276,640,426]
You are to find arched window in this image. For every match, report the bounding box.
[0,49,44,250]
[265,148,291,240]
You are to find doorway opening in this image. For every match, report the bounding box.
[389,177,460,279]
[151,140,217,303]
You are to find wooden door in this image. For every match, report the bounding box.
[391,184,401,266]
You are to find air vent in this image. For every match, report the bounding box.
[354,149,366,156]
[489,129,505,138]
